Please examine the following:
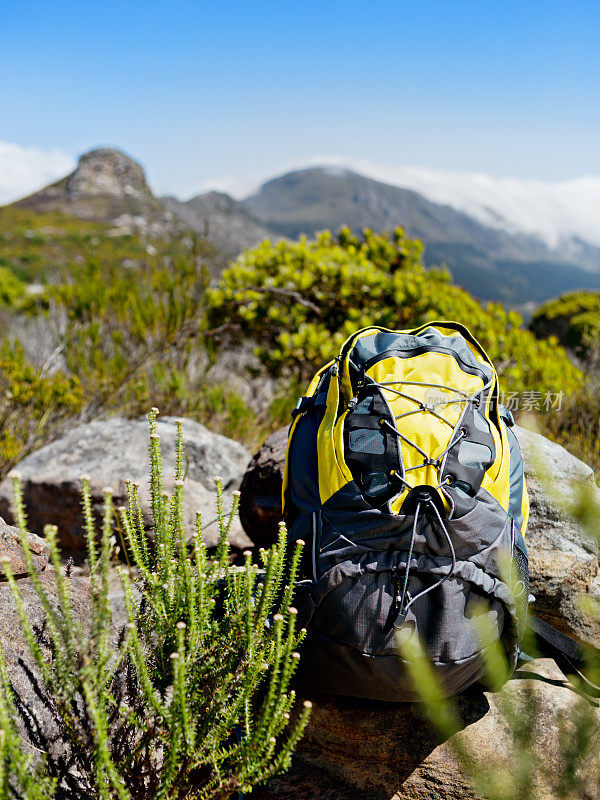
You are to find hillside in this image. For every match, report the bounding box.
[243,167,600,305]
[6,149,600,307]
[13,148,179,239]
[163,191,277,261]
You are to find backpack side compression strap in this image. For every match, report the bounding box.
[527,615,600,697]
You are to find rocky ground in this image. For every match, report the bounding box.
[1,418,599,799]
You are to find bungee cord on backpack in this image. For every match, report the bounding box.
[357,367,495,495]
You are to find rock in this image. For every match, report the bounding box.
[256,659,600,800]
[0,416,253,553]
[13,148,179,238]
[0,524,90,754]
[240,424,600,646]
[0,516,49,578]
[163,191,278,262]
[514,425,600,646]
[239,427,288,548]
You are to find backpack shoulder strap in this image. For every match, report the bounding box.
[526,614,600,698]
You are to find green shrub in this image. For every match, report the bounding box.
[0,410,310,799]
[209,228,582,398]
[0,267,27,309]
[50,257,211,418]
[0,339,83,475]
[530,291,600,363]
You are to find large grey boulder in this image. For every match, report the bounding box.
[240,424,600,647]
[514,425,600,646]
[0,416,253,553]
[256,659,600,800]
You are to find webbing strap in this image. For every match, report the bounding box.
[527,615,600,698]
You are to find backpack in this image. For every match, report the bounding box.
[282,322,595,701]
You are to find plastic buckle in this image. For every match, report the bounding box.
[291,396,314,419]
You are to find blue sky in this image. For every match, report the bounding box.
[1,0,599,198]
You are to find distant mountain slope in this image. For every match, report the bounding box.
[163,192,277,261]
[243,167,600,304]
[9,147,276,262]
[13,148,178,238]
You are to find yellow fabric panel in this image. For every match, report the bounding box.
[480,390,511,512]
[361,353,486,513]
[317,367,353,504]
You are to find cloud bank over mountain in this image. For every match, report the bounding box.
[3,140,598,254]
[202,156,600,251]
[281,157,600,250]
[0,142,75,205]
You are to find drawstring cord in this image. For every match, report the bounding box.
[347,363,488,629]
[396,500,420,619]
[393,497,458,628]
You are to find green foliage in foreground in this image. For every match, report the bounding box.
[209,228,583,397]
[531,290,600,364]
[0,410,310,799]
[401,479,600,800]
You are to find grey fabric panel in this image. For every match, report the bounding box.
[311,566,507,662]
[419,327,494,381]
[349,428,386,455]
[297,631,509,701]
[350,328,493,381]
[473,410,491,432]
[506,425,526,545]
[318,483,511,579]
[457,440,493,470]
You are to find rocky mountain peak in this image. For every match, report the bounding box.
[66,147,153,201]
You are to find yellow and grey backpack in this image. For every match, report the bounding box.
[283,322,596,700]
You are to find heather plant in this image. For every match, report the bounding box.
[0,410,310,799]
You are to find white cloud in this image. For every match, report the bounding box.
[296,156,600,250]
[200,154,600,250]
[0,142,75,205]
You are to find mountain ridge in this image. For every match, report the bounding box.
[6,148,600,305]
[242,166,600,304]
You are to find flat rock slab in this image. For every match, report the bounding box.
[257,660,600,800]
[0,416,253,553]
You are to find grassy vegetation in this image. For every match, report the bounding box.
[0,413,310,799]
[0,205,594,481]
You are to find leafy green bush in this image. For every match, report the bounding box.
[0,267,27,309]
[0,411,310,799]
[50,257,211,418]
[209,228,582,397]
[0,339,83,474]
[530,290,600,363]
